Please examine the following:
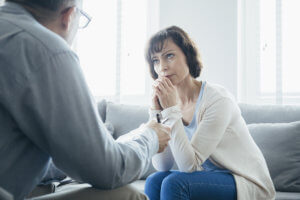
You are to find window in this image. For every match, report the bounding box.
[76,0,159,105]
[239,0,300,104]
[76,0,117,97]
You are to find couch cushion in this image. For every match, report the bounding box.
[105,102,158,179]
[104,122,114,136]
[105,102,149,139]
[248,121,300,192]
[131,180,146,193]
[30,182,148,200]
[97,99,107,122]
[239,104,300,124]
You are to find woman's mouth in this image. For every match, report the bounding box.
[165,74,174,78]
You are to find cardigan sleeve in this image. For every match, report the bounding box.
[152,145,175,171]
[149,109,175,171]
[163,98,234,172]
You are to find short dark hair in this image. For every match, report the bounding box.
[145,26,203,80]
[6,0,76,22]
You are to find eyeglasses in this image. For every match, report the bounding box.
[77,8,91,29]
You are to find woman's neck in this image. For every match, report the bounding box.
[176,76,201,107]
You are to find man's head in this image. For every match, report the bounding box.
[6,0,84,45]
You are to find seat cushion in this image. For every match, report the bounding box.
[131,180,146,193]
[30,182,148,200]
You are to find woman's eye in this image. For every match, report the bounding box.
[152,59,159,65]
[166,53,174,59]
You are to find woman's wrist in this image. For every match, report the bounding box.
[149,108,161,120]
[150,106,162,111]
[159,105,182,128]
[161,105,181,118]
[149,105,182,128]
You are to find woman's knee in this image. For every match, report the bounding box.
[160,173,189,199]
[145,171,171,187]
[145,171,172,200]
[162,172,187,186]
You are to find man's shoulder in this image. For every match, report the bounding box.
[1,15,71,56]
[0,2,71,55]
[20,22,71,56]
[0,14,78,88]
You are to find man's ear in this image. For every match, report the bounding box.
[61,7,76,31]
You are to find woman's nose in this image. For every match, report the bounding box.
[159,61,168,72]
[157,65,167,76]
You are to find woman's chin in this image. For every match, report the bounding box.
[170,79,177,86]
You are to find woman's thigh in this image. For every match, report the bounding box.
[161,171,237,200]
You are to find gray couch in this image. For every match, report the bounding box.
[6,100,299,199]
[97,100,300,200]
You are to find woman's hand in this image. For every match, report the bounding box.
[153,77,178,109]
[151,89,163,110]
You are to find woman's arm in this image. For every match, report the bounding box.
[149,109,175,171]
[151,78,234,172]
[163,98,234,172]
[152,145,174,171]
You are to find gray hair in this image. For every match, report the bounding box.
[6,0,77,22]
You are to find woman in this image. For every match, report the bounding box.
[144,26,275,200]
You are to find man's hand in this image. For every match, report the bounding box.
[146,120,171,153]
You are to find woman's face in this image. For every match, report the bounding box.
[151,38,190,85]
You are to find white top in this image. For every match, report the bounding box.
[150,82,275,200]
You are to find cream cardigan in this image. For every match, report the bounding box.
[151,82,275,200]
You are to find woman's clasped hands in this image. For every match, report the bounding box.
[152,77,179,110]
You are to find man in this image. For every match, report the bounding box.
[0,0,171,199]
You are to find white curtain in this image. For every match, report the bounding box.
[239,0,300,105]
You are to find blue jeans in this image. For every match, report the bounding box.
[145,171,237,200]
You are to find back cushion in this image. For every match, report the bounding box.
[239,103,300,124]
[97,99,107,122]
[248,121,300,192]
[105,102,156,179]
[105,102,149,139]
